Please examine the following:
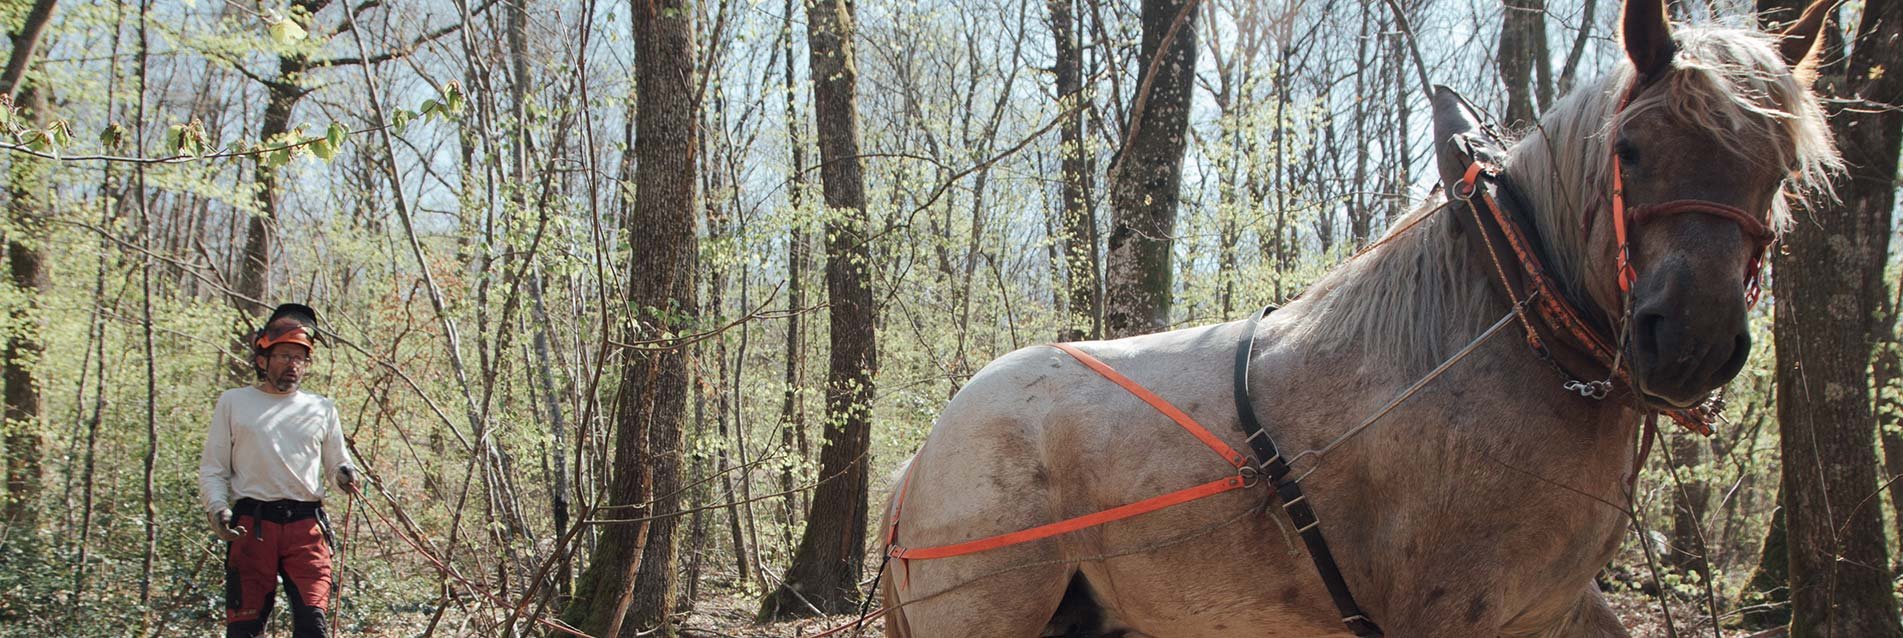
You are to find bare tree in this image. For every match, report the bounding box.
[1051,0,1100,341]
[565,0,699,635]
[1759,0,1903,635]
[759,0,880,618]
[1103,0,1197,337]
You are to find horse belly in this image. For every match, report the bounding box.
[1069,499,1352,637]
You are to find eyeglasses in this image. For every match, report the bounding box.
[269,353,315,368]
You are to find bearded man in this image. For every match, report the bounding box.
[198,303,359,638]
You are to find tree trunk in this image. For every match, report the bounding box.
[758,0,878,618]
[1763,0,1903,635]
[528,266,571,591]
[0,0,58,99]
[717,343,751,583]
[565,0,698,635]
[1102,0,1196,338]
[777,0,809,538]
[1666,430,1710,582]
[235,0,327,318]
[1349,0,1373,246]
[3,80,47,528]
[1879,329,1903,572]
[1498,0,1544,129]
[1738,492,1791,629]
[1051,0,1099,342]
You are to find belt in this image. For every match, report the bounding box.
[233,498,324,540]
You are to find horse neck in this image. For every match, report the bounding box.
[1289,207,1516,379]
[1499,78,1623,308]
[1285,203,1640,484]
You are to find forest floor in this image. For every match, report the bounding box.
[674,584,1779,638]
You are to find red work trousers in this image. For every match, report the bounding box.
[225,503,332,638]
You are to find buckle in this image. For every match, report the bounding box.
[1238,466,1261,488]
[1342,614,1384,636]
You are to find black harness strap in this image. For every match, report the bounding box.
[1233,306,1384,637]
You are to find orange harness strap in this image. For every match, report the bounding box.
[885,343,1253,564]
[887,475,1246,560]
[1048,343,1250,469]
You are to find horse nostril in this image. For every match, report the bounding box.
[1711,333,1751,385]
[1635,312,1666,358]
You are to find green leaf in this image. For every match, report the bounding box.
[309,138,335,161]
[164,124,186,154]
[325,122,347,149]
[99,122,126,151]
[418,99,442,119]
[263,147,291,169]
[46,120,71,147]
[267,15,308,46]
[391,109,414,134]
[443,82,466,115]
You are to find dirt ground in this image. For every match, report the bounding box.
[676,586,1779,638]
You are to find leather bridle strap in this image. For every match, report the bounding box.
[1234,306,1385,637]
[1628,200,1771,239]
[1454,162,1717,435]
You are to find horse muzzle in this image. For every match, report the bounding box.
[1629,294,1752,408]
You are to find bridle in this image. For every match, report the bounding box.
[1451,79,1781,435]
[1606,84,1777,307]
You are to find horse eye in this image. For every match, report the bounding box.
[1615,139,1641,165]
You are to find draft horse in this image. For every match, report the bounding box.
[879,0,1839,635]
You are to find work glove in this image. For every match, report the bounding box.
[210,509,242,542]
[337,465,362,495]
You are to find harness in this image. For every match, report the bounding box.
[885,308,1384,637]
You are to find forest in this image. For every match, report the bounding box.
[0,0,1898,635]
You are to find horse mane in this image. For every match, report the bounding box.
[1294,24,1839,375]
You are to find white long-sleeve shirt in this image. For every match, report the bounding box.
[198,386,355,514]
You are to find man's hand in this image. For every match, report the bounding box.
[210,509,242,542]
[337,466,362,495]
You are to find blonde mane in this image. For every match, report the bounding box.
[1296,24,1839,374]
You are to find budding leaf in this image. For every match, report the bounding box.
[99,122,126,151]
[267,15,308,46]
[309,138,335,161]
[164,124,186,154]
[443,81,466,115]
[325,122,347,149]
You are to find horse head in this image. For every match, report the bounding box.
[1611,0,1838,407]
[1455,0,1842,409]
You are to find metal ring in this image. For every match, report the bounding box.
[1238,466,1261,488]
[1452,179,1477,201]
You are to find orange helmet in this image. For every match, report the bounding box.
[254,303,319,352]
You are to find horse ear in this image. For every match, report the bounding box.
[1776,0,1834,69]
[1622,0,1676,80]
[1432,86,1484,191]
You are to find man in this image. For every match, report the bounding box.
[199,303,359,638]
